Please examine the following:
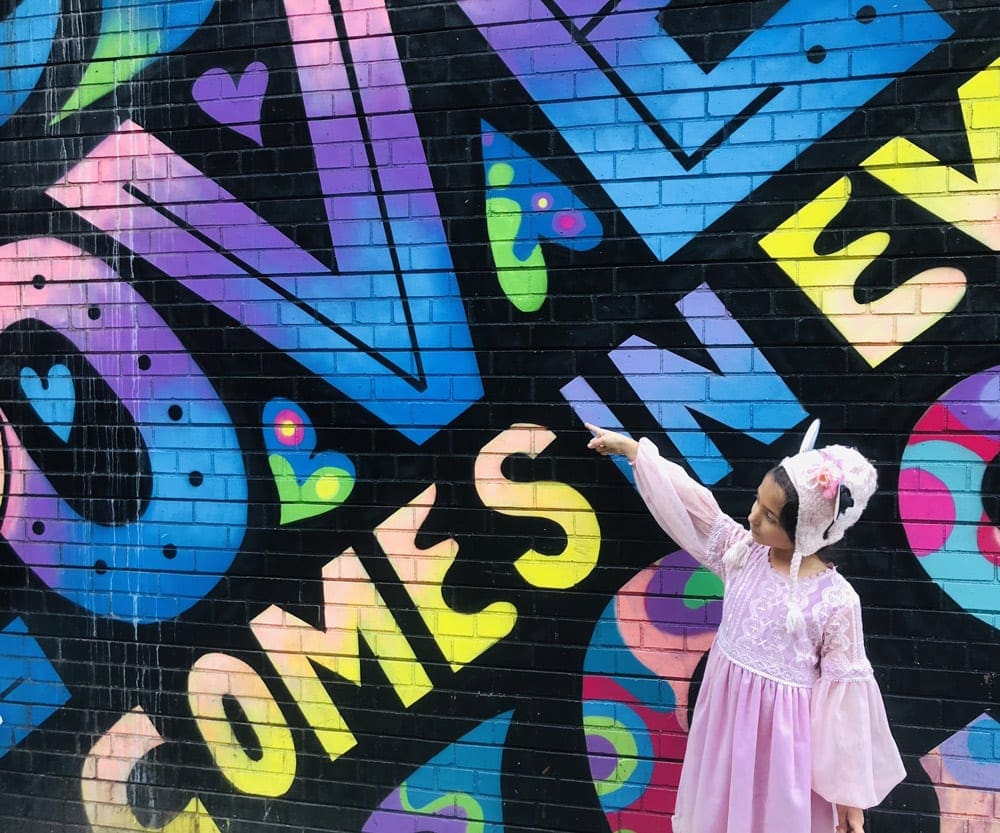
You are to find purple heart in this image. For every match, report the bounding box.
[192,61,269,145]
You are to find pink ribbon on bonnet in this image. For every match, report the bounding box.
[806,452,845,501]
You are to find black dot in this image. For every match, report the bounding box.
[32,274,45,289]
[94,560,109,575]
[137,355,151,371]
[168,405,183,421]
[807,45,826,64]
[31,521,45,535]
[87,306,101,320]
[856,5,876,23]
[189,471,204,487]
[163,544,177,560]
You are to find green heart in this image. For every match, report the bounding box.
[683,566,724,610]
[268,454,355,525]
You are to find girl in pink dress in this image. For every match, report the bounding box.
[585,423,905,833]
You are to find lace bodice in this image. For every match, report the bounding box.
[708,516,874,687]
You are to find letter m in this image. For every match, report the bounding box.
[250,549,432,762]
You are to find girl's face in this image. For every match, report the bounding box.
[748,472,795,554]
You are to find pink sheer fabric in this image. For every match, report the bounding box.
[632,438,905,832]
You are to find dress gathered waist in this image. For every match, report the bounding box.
[714,641,814,689]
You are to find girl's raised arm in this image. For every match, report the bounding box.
[587,425,742,575]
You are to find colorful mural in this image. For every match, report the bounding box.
[920,713,1000,833]
[583,549,722,833]
[899,366,1000,628]
[2,0,1000,830]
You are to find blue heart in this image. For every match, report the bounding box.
[20,364,75,442]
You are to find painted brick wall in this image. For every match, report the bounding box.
[0,0,999,831]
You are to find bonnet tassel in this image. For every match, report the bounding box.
[722,532,753,569]
[785,597,806,633]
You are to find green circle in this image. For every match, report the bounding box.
[487,162,515,188]
[583,715,640,795]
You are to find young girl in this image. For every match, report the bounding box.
[585,423,905,833]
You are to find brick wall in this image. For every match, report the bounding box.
[1,0,998,831]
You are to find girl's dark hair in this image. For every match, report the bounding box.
[769,465,798,543]
[770,464,847,563]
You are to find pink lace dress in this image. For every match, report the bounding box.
[632,439,905,833]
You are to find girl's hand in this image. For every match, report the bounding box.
[836,805,864,833]
[585,424,639,462]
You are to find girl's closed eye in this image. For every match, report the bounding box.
[755,496,774,522]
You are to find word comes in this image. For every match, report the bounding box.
[79,425,601,828]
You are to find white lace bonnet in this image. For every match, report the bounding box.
[724,420,878,631]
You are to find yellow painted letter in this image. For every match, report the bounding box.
[476,424,600,590]
[81,707,222,833]
[376,483,518,672]
[250,548,433,761]
[188,652,296,797]
[760,176,966,367]
[863,57,1000,250]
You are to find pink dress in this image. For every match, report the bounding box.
[632,439,906,833]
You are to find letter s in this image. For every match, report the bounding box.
[475,423,600,589]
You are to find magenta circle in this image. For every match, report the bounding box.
[553,210,584,237]
[273,408,305,447]
[898,467,955,556]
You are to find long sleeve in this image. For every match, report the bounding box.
[632,437,740,575]
[811,586,906,808]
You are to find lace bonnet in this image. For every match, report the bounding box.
[724,421,878,632]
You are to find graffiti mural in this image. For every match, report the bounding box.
[920,713,1000,833]
[583,548,722,831]
[2,0,1000,830]
[899,366,1000,628]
